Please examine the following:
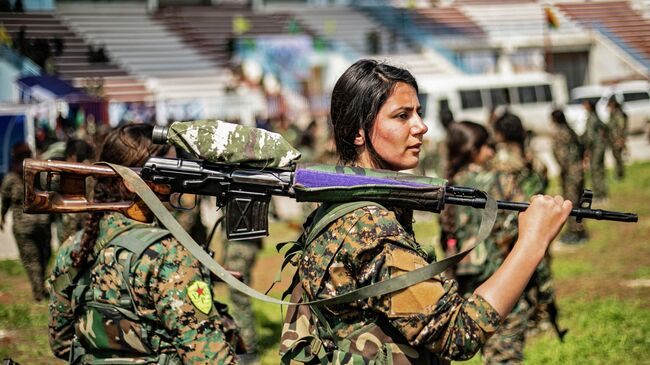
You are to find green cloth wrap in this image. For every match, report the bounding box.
[167,120,301,168]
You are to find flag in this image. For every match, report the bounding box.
[545,6,560,29]
[233,15,251,35]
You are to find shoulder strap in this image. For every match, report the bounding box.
[305,201,385,246]
[106,162,497,307]
[109,226,171,261]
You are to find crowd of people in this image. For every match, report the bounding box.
[0,58,631,365]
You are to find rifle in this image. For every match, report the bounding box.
[23,157,637,240]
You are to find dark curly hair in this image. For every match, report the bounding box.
[72,124,170,267]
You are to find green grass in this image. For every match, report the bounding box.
[2,162,649,364]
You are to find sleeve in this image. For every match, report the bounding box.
[132,238,236,365]
[47,239,77,360]
[349,210,501,361]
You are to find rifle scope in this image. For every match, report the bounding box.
[152,126,169,145]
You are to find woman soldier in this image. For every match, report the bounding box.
[1,142,52,301]
[281,59,571,364]
[551,109,588,244]
[606,95,628,180]
[48,124,241,365]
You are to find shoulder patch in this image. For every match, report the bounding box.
[187,281,213,314]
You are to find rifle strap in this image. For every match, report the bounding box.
[105,162,497,306]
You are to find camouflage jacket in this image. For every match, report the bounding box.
[552,123,583,173]
[1,171,51,235]
[48,212,238,365]
[488,144,554,304]
[608,109,628,150]
[582,111,609,152]
[291,204,501,364]
[451,163,521,281]
[491,142,547,197]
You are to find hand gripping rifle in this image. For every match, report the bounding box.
[23,125,637,240]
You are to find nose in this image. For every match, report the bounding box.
[411,115,428,136]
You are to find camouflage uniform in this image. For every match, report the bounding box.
[552,122,588,241]
[48,212,239,364]
[608,108,628,180]
[1,171,52,301]
[485,142,555,365]
[224,238,262,355]
[451,162,522,293]
[282,204,501,364]
[58,213,86,244]
[582,111,609,199]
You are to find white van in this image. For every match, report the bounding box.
[417,72,568,141]
[565,81,650,136]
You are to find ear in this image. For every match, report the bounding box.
[354,128,365,146]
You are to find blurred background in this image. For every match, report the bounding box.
[0,0,649,364]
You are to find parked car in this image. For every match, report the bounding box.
[565,81,650,136]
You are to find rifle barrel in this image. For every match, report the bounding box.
[444,196,638,223]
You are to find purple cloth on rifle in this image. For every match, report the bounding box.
[294,169,431,189]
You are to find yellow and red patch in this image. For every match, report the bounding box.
[187,281,212,314]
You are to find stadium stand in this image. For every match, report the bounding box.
[155,4,304,66]
[557,1,650,63]
[458,3,583,41]
[57,2,230,102]
[0,12,152,102]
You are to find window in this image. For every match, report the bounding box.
[536,84,552,102]
[622,92,650,102]
[517,86,537,104]
[460,89,483,109]
[418,93,428,117]
[489,88,510,106]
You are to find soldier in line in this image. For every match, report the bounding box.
[484,113,556,364]
[607,96,628,180]
[1,142,52,301]
[581,99,609,201]
[224,237,262,362]
[551,109,589,244]
[57,139,95,244]
[48,124,241,364]
[280,59,571,364]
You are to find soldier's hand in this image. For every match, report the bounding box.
[518,195,572,254]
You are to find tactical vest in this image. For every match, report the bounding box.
[279,202,445,365]
[56,225,182,365]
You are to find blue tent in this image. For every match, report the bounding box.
[16,75,97,103]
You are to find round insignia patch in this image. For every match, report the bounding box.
[187,281,213,315]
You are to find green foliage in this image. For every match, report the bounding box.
[632,265,650,279]
[525,298,650,364]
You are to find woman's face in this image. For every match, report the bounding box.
[473,144,494,165]
[357,82,428,171]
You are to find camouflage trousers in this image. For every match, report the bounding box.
[224,239,262,354]
[588,143,607,199]
[482,295,534,365]
[559,162,588,239]
[611,140,625,179]
[14,223,52,301]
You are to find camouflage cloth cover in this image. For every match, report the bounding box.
[167,120,301,168]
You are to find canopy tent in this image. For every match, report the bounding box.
[16,75,98,103]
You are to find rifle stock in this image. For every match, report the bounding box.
[23,157,638,241]
[23,159,155,222]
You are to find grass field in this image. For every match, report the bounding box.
[1,162,649,364]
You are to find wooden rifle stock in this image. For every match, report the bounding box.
[22,159,162,222]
